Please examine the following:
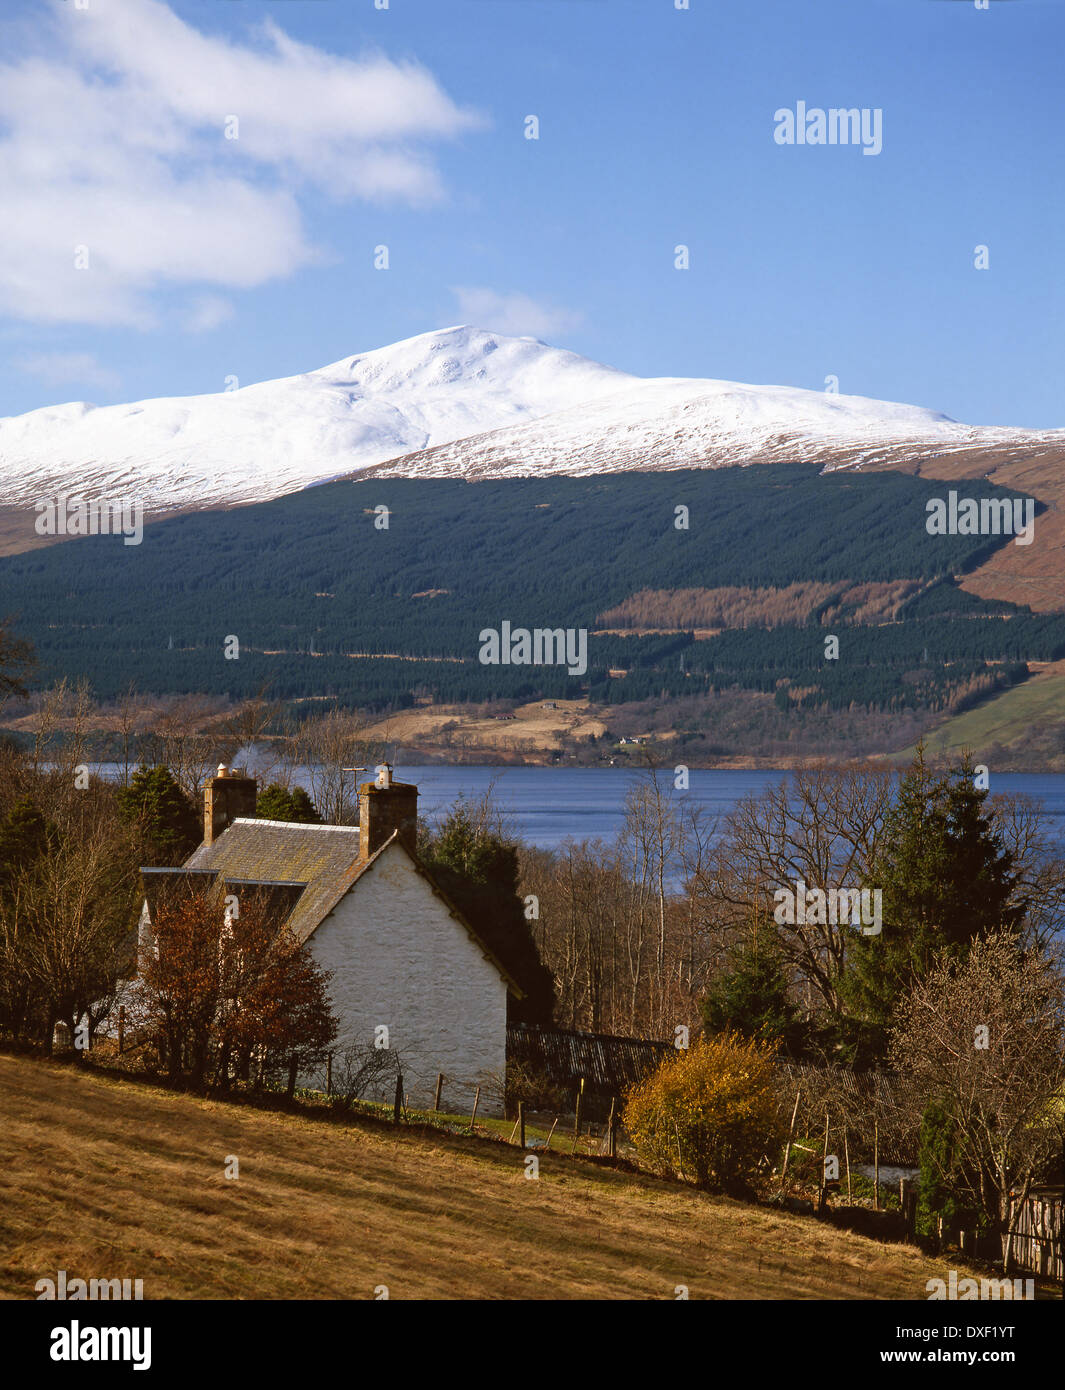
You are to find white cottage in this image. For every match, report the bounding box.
[136,766,520,1112]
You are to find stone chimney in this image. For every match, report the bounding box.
[358,765,418,859]
[203,764,257,845]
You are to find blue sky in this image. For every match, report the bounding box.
[1,0,1062,427]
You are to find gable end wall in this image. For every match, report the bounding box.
[306,844,507,1115]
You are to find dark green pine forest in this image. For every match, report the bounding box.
[1,465,1060,714]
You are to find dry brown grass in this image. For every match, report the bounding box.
[362,699,607,754]
[0,1054,968,1301]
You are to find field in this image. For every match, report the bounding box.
[0,1054,973,1301]
[912,658,1065,765]
[363,698,609,756]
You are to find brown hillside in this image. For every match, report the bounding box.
[851,443,1065,612]
[0,1055,963,1301]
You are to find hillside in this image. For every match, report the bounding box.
[0,1055,964,1300]
[358,378,1064,481]
[905,659,1065,764]
[858,444,1065,613]
[4,466,1064,761]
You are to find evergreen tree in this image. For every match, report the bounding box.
[422,801,555,1025]
[0,796,53,894]
[117,765,200,866]
[914,1098,968,1243]
[256,783,320,823]
[701,924,806,1057]
[840,747,1021,1062]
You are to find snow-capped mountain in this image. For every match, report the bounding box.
[2,325,1062,513]
[358,375,1065,481]
[0,326,633,512]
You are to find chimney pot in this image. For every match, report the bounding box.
[204,767,257,845]
[359,774,416,859]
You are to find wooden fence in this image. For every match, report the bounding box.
[507,1023,671,1120]
[1006,1189,1063,1281]
[775,1060,929,1165]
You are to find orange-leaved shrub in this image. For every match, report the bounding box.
[622,1031,784,1193]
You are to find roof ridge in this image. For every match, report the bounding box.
[229,818,359,832]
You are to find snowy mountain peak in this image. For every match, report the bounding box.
[0,326,1059,514]
[0,326,632,512]
[305,324,635,409]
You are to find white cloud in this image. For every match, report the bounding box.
[14,351,121,392]
[182,296,235,334]
[0,0,482,326]
[452,288,584,341]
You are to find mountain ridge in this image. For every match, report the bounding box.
[5,324,1064,515]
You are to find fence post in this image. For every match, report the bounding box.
[518,1100,526,1149]
[873,1120,880,1212]
[818,1112,830,1213]
[607,1097,618,1159]
[544,1116,558,1152]
[434,1072,444,1113]
[844,1129,851,1202]
[393,1071,403,1124]
[900,1178,913,1237]
[326,1052,332,1097]
[469,1085,481,1130]
[779,1088,801,1198]
[572,1077,584,1154]
[117,1006,125,1056]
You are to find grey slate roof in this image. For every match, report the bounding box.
[172,818,523,995]
[141,867,219,921]
[184,819,363,944]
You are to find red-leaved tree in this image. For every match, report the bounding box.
[139,884,336,1091]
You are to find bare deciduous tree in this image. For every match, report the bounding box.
[890,934,1065,1271]
[141,695,236,801]
[693,764,892,1016]
[292,707,383,825]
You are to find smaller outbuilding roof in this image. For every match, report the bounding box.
[184,820,361,943]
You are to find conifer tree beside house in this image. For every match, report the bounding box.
[0,797,54,891]
[421,799,555,1025]
[117,765,201,866]
[256,783,321,824]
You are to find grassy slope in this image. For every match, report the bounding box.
[912,659,1065,761]
[2,1055,962,1301]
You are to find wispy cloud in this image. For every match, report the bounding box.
[0,0,483,327]
[182,296,235,334]
[452,288,584,341]
[13,351,121,393]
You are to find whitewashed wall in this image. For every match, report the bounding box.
[305,843,508,1116]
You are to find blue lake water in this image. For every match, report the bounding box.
[92,760,1065,854]
[383,766,1065,853]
